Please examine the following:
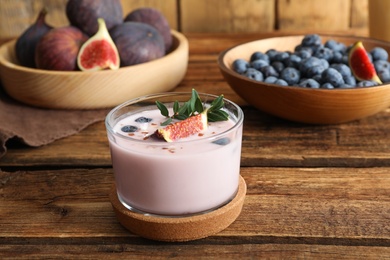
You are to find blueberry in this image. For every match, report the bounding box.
[212,138,230,146]
[370,47,389,61]
[274,51,290,63]
[298,78,320,88]
[374,60,390,73]
[339,84,354,89]
[357,80,377,87]
[135,117,152,123]
[367,52,373,63]
[271,61,285,73]
[378,69,390,83]
[320,59,329,69]
[244,68,263,81]
[331,51,344,63]
[264,76,278,84]
[284,54,302,68]
[321,83,335,89]
[250,59,268,70]
[295,45,314,55]
[232,59,249,74]
[324,39,347,53]
[121,125,138,132]
[250,51,270,63]
[343,75,357,86]
[295,49,312,59]
[341,55,349,65]
[266,49,279,62]
[330,63,352,78]
[313,74,322,83]
[260,65,279,78]
[321,68,344,87]
[299,57,322,76]
[306,65,326,78]
[314,46,333,61]
[274,79,289,86]
[280,67,301,85]
[302,34,322,47]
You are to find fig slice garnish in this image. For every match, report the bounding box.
[349,41,382,84]
[155,112,208,142]
[153,89,229,142]
[77,18,120,71]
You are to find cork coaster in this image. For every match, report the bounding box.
[110,176,247,242]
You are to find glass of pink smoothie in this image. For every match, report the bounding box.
[105,92,244,216]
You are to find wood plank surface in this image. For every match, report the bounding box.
[1,167,389,258]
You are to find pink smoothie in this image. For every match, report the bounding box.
[107,106,243,216]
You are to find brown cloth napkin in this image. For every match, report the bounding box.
[0,85,110,158]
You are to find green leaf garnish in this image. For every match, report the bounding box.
[156,101,169,117]
[155,89,229,125]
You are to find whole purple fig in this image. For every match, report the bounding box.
[15,8,53,68]
[66,0,123,36]
[124,7,172,53]
[35,26,88,71]
[110,22,165,67]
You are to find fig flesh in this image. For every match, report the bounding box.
[15,7,53,68]
[77,18,120,71]
[35,26,88,71]
[124,7,172,52]
[349,41,382,84]
[155,113,208,142]
[66,0,123,36]
[110,22,165,67]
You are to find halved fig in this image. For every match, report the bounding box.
[77,18,120,71]
[349,41,382,84]
[155,113,208,142]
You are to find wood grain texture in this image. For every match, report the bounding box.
[351,0,369,29]
[120,0,178,30]
[0,0,370,40]
[277,0,351,31]
[1,167,389,258]
[180,0,275,33]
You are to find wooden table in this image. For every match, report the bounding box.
[1,32,390,259]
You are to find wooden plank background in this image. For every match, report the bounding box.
[0,0,369,41]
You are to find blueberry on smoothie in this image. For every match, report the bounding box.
[121,125,138,132]
[135,117,152,123]
[212,138,230,146]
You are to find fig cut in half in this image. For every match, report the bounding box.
[155,112,208,142]
[349,41,382,84]
[77,18,120,71]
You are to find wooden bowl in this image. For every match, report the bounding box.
[218,35,390,124]
[0,30,188,109]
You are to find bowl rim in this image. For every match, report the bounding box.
[105,91,244,146]
[217,33,390,92]
[0,29,188,76]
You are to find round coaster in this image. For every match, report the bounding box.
[110,176,247,242]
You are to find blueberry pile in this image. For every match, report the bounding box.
[232,34,390,89]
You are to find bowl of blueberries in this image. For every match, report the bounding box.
[218,34,390,124]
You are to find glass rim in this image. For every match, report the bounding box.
[105,91,244,145]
